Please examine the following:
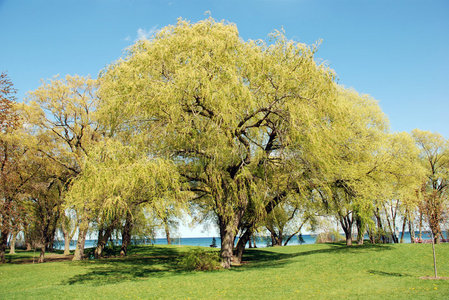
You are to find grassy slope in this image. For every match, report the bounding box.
[1,243,448,299]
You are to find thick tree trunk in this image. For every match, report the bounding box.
[356,215,364,245]
[73,223,88,261]
[95,221,115,258]
[220,225,235,269]
[62,219,77,256]
[95,227,105,259]
[9,232,17,254]
[47,227,57,252]
[340,214,353,246]
[120,212,133,256]
[0,229,9,263]
[234,227,252,264]
[38,244,46,263]
[64,234,71,255]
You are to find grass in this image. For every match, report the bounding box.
[1,243,449,299]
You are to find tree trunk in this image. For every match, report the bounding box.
[384,207,398,243]
[267,227,282,246]
[9,232,17,255]
[38,244,46,263]
[73,222,88,261]
[340,214,353,246]
[400,214,407,243]
[64,234,71,255]
[408,218,415,243]
[356,215,364,245]
[95,221,115,258]
[218,211,243,269]
[220,224,235,269]
[47,227,57,252]
[375,208,387,243]
[61,219,77,256]
[0,229,9,263]
[164,219,171,245]
[418,210,423,240]
[252,235,257,248]
[234,227,252,264]
[120,212,133,256]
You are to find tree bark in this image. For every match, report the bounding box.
[73,222,88,261]
[418,210,423,240]
[340,214,353,246]
[38,244,46,263]
[9,232,17,254]
[0,228,9,263]
[408,217,415,243]
[61,218,77,256]
[400,214,407,243]
[267,227,282,246]
[95,221,115,258]
[219,222,235,269]
[63,234,71,255]
[356,214,364,245]
[120,212,133,256]
[164,218,171,245]
[234,227,252,264]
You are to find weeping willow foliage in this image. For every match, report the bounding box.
[98,17,348,266]
[65,139,183,221]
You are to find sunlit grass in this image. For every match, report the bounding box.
[1,243,449,299]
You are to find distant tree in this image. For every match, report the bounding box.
[26,75,100,260]
[0,72,32,263]
[210,237,217,248]
[412,129,449,243]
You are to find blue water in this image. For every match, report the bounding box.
[54,231,442,250]
[54,234,316,250]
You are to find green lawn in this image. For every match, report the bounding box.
[1,243,448,299]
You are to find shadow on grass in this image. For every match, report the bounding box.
[238,242,394,271]
[62,243,395,285]
[63,246,191,286]
[367,270,412,277]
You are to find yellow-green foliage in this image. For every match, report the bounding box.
[65,139,183,219]
[98,18,338,242]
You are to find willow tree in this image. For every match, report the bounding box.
[379,132,424,244]
[26,75,100,260]
[66,139,183,259]
[321,87,389,245]
[412,129,449,243]
[99,18,336,268]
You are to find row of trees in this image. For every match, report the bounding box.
[1,18,448,268]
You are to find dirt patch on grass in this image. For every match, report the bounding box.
[420,276,449,280]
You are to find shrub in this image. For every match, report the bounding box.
[315,230,345,243]
[178,248,221,271]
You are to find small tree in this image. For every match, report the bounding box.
[210,237,217,248]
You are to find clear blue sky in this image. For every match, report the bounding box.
[1,0,448,236]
